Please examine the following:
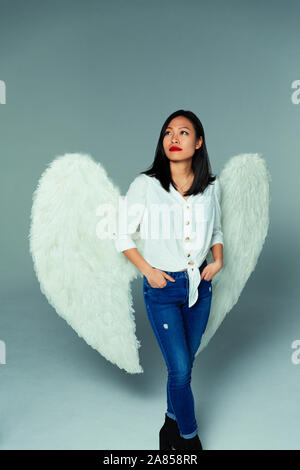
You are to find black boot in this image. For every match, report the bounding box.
[159,413,181,450]
[174,432,203,451]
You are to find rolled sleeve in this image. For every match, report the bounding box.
[210,177,224,248]
[114,174,147,253]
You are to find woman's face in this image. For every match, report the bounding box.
[163,116,202,162]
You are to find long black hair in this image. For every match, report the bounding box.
[140,109,216,197]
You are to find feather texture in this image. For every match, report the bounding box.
[29,153,143,374]
[198,153,271,354]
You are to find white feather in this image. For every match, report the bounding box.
[29,153,143,374]
[197,153,271,355]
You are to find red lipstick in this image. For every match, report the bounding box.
[169,146,182,151]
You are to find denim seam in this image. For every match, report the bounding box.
[184,274,189,304]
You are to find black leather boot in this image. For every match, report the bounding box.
[159,413,181,450]
[174,432,203,451]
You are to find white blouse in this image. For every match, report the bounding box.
[114,173,224,307]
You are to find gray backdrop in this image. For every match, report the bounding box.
[1,0,299,450]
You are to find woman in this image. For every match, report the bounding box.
[114,109,224,450]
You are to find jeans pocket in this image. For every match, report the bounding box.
[144,275,169,289]
[202,277,212,295]
[151,279,168,289]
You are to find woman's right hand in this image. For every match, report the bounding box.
[146,268,175,288]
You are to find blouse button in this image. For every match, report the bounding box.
[185,237,190,242]
[188,261,195,265]
[186,253,190,257]
[185,220,190,225]
[185,205,190,210]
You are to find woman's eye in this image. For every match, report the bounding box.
[164,130,188,136]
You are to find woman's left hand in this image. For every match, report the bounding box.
[201,260,223,281]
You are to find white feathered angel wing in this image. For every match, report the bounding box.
[29,153,145,374]
[196,152,271,355]
[29,151,270,374]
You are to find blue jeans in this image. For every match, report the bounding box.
[142,259,212,439]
